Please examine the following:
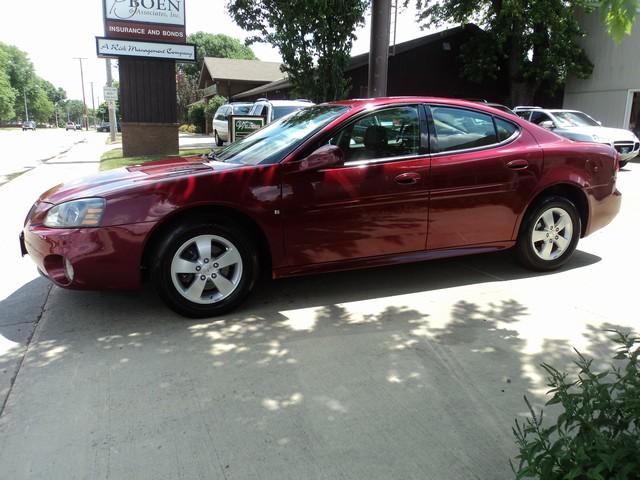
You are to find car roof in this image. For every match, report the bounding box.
[326,96,521,115]
[254,99,314,106]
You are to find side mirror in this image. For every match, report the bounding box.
[298,145,344,172]
[539,120,555,130]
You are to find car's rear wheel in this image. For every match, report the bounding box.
[214,131,223,147]
[619,160,628,168]
[516,196,580,271]
[152,222,259,318]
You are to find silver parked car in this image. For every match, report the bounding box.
[212,102,253,146]
[248,99,315,125]
[515,107,640,167]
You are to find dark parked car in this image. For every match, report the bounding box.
[22,120,36,131]
[21,97,621,317]
[96,121,121,133]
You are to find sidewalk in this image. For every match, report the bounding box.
[0,133,109,415]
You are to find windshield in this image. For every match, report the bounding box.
[553,111,599,127]
[215,105,349,165]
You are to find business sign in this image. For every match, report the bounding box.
[103,0,186,43]
[229,116,265,143]
[96,37,196,62]
[103,86,118,101]
[104,0,185,26]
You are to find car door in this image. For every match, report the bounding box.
[426,105,543,250]
[280,105,431,266]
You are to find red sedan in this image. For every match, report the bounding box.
[21,97,621,317]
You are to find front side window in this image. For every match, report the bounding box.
[431,106,497,153]
[327,106,421,163]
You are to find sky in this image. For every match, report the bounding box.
[0,1,435,106]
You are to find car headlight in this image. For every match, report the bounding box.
[44,198,106,228]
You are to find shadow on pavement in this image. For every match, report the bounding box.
[0,247,622,479]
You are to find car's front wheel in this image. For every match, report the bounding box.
[152,222,259,317]
[516,196,581,271]
[619,160,628,168]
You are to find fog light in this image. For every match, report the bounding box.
[64,258,75,282]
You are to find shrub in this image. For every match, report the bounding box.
[187,103,205,133]
[179,124,198,133]
[511,330,639,479]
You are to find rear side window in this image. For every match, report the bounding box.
[515,111,531,120]
[495,118,519,142]
[530,111,552,125]
[431,106,497,153]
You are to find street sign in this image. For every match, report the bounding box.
[228,116,265,143]
[103,86,118,101]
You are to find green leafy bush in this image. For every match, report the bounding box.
[187,104,205,133]
[178,124,198,134]
[511,330,639,479]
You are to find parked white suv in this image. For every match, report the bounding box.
[212,102,253,146]
[515,107,640,167]
[248,99,314,125]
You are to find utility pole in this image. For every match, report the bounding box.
[90,81,96,128]
[367,0,391,98]
[73,57,89,131]
[105,59,117,143]
[23,91,29,122]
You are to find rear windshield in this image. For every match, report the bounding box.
[233,105,252,115]
[273,106,302,120]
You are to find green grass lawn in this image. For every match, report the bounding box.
[100,147,213,171]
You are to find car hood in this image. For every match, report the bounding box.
[554,125,638,142]
[39,156,244,205]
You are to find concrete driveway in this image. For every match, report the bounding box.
[0,145,638,479]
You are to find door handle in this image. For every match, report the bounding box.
[395,172,421,185]
[506,159,529,170]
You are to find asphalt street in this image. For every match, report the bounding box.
[0,133,638,479]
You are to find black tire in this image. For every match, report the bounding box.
[151,221,259,318]
[516,196,581,271]
[214,131,223,147]
[619,160,628,168]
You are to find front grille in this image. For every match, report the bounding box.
[613,142,635,154]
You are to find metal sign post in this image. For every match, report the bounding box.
[105,59,118,143]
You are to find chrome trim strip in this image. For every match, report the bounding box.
[343,153,426,167]
[429,129,521,157]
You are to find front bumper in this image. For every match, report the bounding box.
[21,222,154,290]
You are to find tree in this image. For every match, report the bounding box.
[599,0,639,42]
[182,32,257,81]
[176,33,256,123]
[63,100,86,124]
[409,0,639,105]
[0,47,16,121]
[0,42,62,122]
[226,0,368,102]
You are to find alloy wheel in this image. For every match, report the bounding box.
[530,207,573,261]
[170,234,243,304]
